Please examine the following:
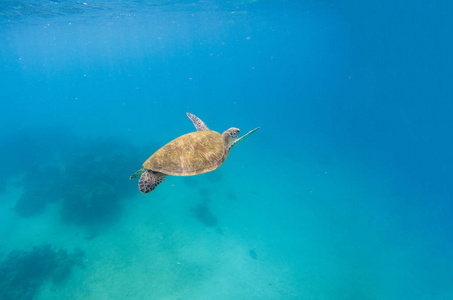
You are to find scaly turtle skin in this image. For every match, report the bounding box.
[130,113,260,194]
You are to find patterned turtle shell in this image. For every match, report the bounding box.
[142,130,228,176]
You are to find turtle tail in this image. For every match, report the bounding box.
[138,171,167,194]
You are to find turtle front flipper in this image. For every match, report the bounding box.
[139,171,167,193]
[227,127,260,151]
[187,112,210,131]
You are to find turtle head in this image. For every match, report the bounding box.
[222,127,240,145]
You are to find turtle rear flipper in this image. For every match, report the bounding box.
[139,171,167,194]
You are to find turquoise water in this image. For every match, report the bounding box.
[1,1,453,299]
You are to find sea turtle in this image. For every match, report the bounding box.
[130,112,260,193]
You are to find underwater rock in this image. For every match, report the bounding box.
[14,187,49,218]
[58,137,138,226]
[61,182,119,225]
[191,201,218,227]
[0,244,84,300]
[14,166,64,218]
[7,132,140,227]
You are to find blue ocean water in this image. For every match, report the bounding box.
[1,0,452,299]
